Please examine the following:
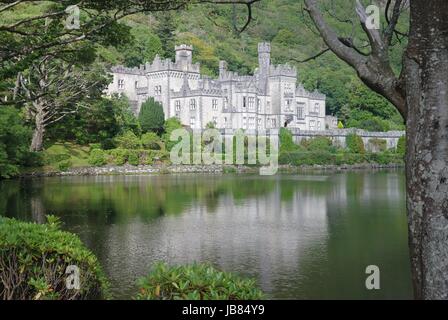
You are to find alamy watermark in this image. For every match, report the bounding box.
[66,265,80,290]
[365,265,380,290]
[65,5,80,30]
[169,129,279,176]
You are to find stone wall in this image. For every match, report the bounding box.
[289,128,405,152]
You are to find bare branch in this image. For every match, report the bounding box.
[304,0,407,118]
[291,47,330,63]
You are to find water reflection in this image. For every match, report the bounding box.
[0,170,412,299]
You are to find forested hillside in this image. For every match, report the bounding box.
[102,0,406,131]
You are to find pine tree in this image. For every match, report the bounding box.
[139,98,165,134]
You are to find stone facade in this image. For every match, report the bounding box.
[107,43,336,131]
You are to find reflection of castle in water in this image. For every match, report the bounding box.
[97,176,335,296]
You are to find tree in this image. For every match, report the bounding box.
[0,1,259,69]
[124,26,163,67]
[154,11,178,60]
[46,95,139,146]
[0,107,31,178]
[139,98,165,134]
[304,0,448,299]
[15,53,109,151]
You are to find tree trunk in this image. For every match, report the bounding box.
[405,0,448,299]
[30,103,45,152]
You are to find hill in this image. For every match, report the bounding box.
[98,0,407,131]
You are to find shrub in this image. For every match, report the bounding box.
[367,151,404,165]
[335,152,365,165]
[139,98,165,134]
[44,153,71,165]
[109,148,128,166]
[58,160,72,172]
[128,150,140,166]
[163,118,184,151]
[301,136,335,153]
[100,138,116,151]
[88,149,107,167]
[279,128,299,153]
[22,152,44,168]
[368,138,387,152]
[114,131,141,150]
[141,132,162,150]
[0,217,109,300]
[139,151,153,165]
[136,262,264,300]
[89,143,102,151]
[396,135,406,155]
[346,134,365,154]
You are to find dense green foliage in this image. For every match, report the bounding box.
[89,149,107,167]
[139,98,165,134]
[279,133,403,167]
[346,134,365,154]
[397,135,406,156]
[47,95,140,148]
[0,107,38,178]
[136,262,264,300]
[0,217,109,300]
[163,118,184,151]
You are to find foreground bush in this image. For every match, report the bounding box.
[136,262,264,300]
[0,217,109,300]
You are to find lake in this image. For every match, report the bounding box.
[0,170,413,299]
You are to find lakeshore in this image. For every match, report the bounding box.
[18,163,405,178]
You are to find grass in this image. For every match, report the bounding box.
[19,142,91,174]
[45,143,91,167]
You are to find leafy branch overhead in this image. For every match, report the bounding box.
[0,0,260,67]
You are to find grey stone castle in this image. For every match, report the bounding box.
[107,43,337,131]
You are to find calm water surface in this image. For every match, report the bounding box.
[0,170,413,299]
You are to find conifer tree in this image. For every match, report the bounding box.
[139,98,165,134]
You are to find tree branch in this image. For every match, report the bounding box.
[291,47,330,63]
[304,0,407,118]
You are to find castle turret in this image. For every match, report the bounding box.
[258,42,271,75]
[175,44,193,66]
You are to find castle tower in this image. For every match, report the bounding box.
[175,44,193,69]
[258,42,271,95]
[258,42,271,75]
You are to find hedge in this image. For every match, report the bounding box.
[0,217,109,300]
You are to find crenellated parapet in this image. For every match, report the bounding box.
[295,85,325,100]
[141,54,201,74]
[269,64,297,78]
[111,65,143,75]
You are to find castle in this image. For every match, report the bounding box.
[107,43,338,131]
